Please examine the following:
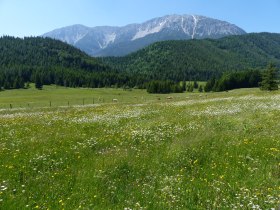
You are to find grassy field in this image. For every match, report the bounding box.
[0,85,191,109]
[0,87,279,209]
[0,83,207,109]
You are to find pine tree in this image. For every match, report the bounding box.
[204,77,216,92]
[260,63,278,91]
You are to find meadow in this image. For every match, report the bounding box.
[0,86,279,209]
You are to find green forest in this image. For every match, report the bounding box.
[0,36,140,90]
[0,33,280,92]
[102,33,280,81]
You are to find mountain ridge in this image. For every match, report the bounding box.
[101,32,280,81]
[43,14,246,56]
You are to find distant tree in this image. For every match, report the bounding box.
[13,77,24,89]
[182,80,186,92]
[260,63,278,91]
[204,77,216,92]
[187,84,194,92]
[193,81,199,89]
[19,77,25,88]
[25,82,30,89]
[249,70,262,87]
[198,85,203,92]
[172,83,183,93]
[35,73,43,90]
[3,80,11,89]
[13,77,20,89]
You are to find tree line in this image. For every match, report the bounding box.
[204,64,278,92]
[147,64,279,94]
[0,36,278,93]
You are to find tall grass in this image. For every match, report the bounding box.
[0,88,279,209]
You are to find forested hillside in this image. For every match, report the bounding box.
[0,36,136,89]
[1,33,280,91]
[102,33,280,81]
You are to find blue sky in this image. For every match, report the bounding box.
[0,0,280,37]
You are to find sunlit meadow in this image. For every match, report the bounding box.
[0,87,279,209]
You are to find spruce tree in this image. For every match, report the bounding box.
[260,63,278,91]
[204,77,216,92]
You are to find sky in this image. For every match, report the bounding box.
[0,0,280,37]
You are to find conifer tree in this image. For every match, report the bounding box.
[260,63,278,91]
[204,77,216,92]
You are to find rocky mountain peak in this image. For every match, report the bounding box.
[43,14,246,56]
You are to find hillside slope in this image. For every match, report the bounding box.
[0,36,105,71]
[0,36,127,89]
[102,33,280,81]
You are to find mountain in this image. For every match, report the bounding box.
[43,14,246,56]
[0,36,133,89]
[101,33,280,81]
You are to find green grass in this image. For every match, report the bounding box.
[0,84,195,109]
[0,87,279,209]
